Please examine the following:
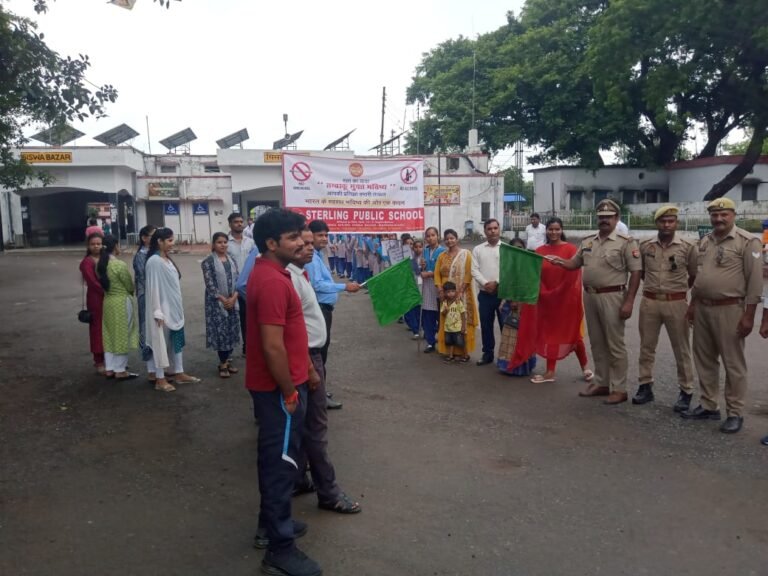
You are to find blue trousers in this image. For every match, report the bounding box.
[422,308,439,346]
[404,305,421,335]
[355,267,367,284]
[345,261,353,278]
[328,256,336,272]
[478,291,503,360]
[335,257,346,276]
[250,385,308,553]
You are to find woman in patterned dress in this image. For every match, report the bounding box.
[419,226,445,353]
[434,228,478,361]
[97,235,139,380]
[201,232,241,378]
[80,233,105,373]
[132,225,156,381]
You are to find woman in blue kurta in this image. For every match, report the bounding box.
[201,232,241,378]
[132,225,155,379]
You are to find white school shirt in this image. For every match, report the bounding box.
[471,241,500,294]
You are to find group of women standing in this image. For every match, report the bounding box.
[416,219,592,382]
[79,226,199,391]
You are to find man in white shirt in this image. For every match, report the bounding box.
[284,227,361,516]
[525,212,547,251]
[227,212,256,355]
[472,219,503,366]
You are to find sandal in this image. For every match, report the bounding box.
[531,374,556,383]
[583,369,594,382]
[459,356,470,363]
[155,380,176,392]
[318,493,362,514]
[218,363,231,378]
[174,374,201,384]
[226,360,239,374]
[443,356,455,364]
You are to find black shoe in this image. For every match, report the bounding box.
[680,405,721,420]
[720,416,743,434]
[673,391,693,413]
[261,546,321,576]
[326,396,343,410]
[631,383,655,405]
[761,435,768,446]
[292,476,316,497]
[423,345,436,353]
[476,356,493,366]
[253,520,308,550]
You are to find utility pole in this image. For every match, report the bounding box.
[416,102,420,155]
[379,87,386,155]
[437,150,442,235]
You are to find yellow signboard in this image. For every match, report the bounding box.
[21,151,73,163]
[424,184,460,206]
[264,152,283,163]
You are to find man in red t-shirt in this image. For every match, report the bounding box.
[246,208,322,576]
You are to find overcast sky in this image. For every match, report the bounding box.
[9,0,524,163]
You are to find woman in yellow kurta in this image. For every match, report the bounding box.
[434,229,478,361]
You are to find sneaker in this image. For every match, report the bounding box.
[261,547,322,576]
[411,333,420,340]
[253,520,308,550]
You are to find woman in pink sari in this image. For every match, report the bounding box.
[530,218,593,383]
[79,233,105,374]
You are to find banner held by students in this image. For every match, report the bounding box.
[282,153,425,233]
[365,258,422,326]
[498,243,544,304]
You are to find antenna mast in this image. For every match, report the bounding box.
[379,86,386,153]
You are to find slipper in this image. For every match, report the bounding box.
[318,493,362,514]
[458,356,470,363]
[443,356,455,364]
[104,372,115,379]
[155,381,176,392]
[174,376,201,384]
[583,370,594,382]
[530,375,556,383]
[115,372,139,381]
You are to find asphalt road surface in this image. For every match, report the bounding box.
[1,251,767,576]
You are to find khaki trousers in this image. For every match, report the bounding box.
[638,298,694,393]
[584,291,628,393]
[692,304,748,417]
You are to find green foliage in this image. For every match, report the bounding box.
[723,131,768,155]
[406,0,768,179]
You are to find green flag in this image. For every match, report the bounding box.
[365,258,422,326]
[498,243,544,304]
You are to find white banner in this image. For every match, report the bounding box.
[282,153,425,233]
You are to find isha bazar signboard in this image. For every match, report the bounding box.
[281,153,425,233]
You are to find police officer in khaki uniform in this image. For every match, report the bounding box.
[682,197,763,433]
[548,199,642,404]
[632,205,697,411]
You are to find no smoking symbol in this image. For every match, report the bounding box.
[290,162,312,182]
[401,166,418,184]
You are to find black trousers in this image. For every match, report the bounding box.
[238,294,247,353]
[478,291,503,360]
[319,303,333,368]
[250,385,307,553]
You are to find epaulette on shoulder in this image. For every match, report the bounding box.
[734,227,758,241]
[616,233,631,241]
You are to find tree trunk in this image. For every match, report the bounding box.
[698,131,725,158]
[703,118,768,201]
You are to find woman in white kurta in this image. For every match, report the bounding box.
[144,228,200,392]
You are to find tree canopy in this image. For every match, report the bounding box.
[0,0,175,191]
[406,0,768,198]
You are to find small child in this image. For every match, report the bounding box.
[440,281,466,363]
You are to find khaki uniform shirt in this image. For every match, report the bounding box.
[572,230,642,288]
[691,226,763,304]
[640,233,697,293]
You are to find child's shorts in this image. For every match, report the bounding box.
[444,331,465,348]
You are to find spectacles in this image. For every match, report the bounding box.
[668,256,678,271]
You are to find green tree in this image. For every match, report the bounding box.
[723,131,768,156]
[0,0,175,191]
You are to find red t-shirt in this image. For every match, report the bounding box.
[245,257,308,392]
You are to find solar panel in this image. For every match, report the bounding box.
[323,129,356,151]
[159,127,197,151]
[273,130,303,150]
[30,124,85,146]
[216,128,249,149]
[93,123,140,146]
[369,131,405,151]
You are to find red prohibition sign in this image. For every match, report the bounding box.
[290,161,312,182]
[400,166,418,184]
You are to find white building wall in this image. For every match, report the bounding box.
[669,163,768,203]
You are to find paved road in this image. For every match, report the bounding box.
[1,252,767,576]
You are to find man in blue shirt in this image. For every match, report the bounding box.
[236,244,260,300]
[306,220,360,409]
